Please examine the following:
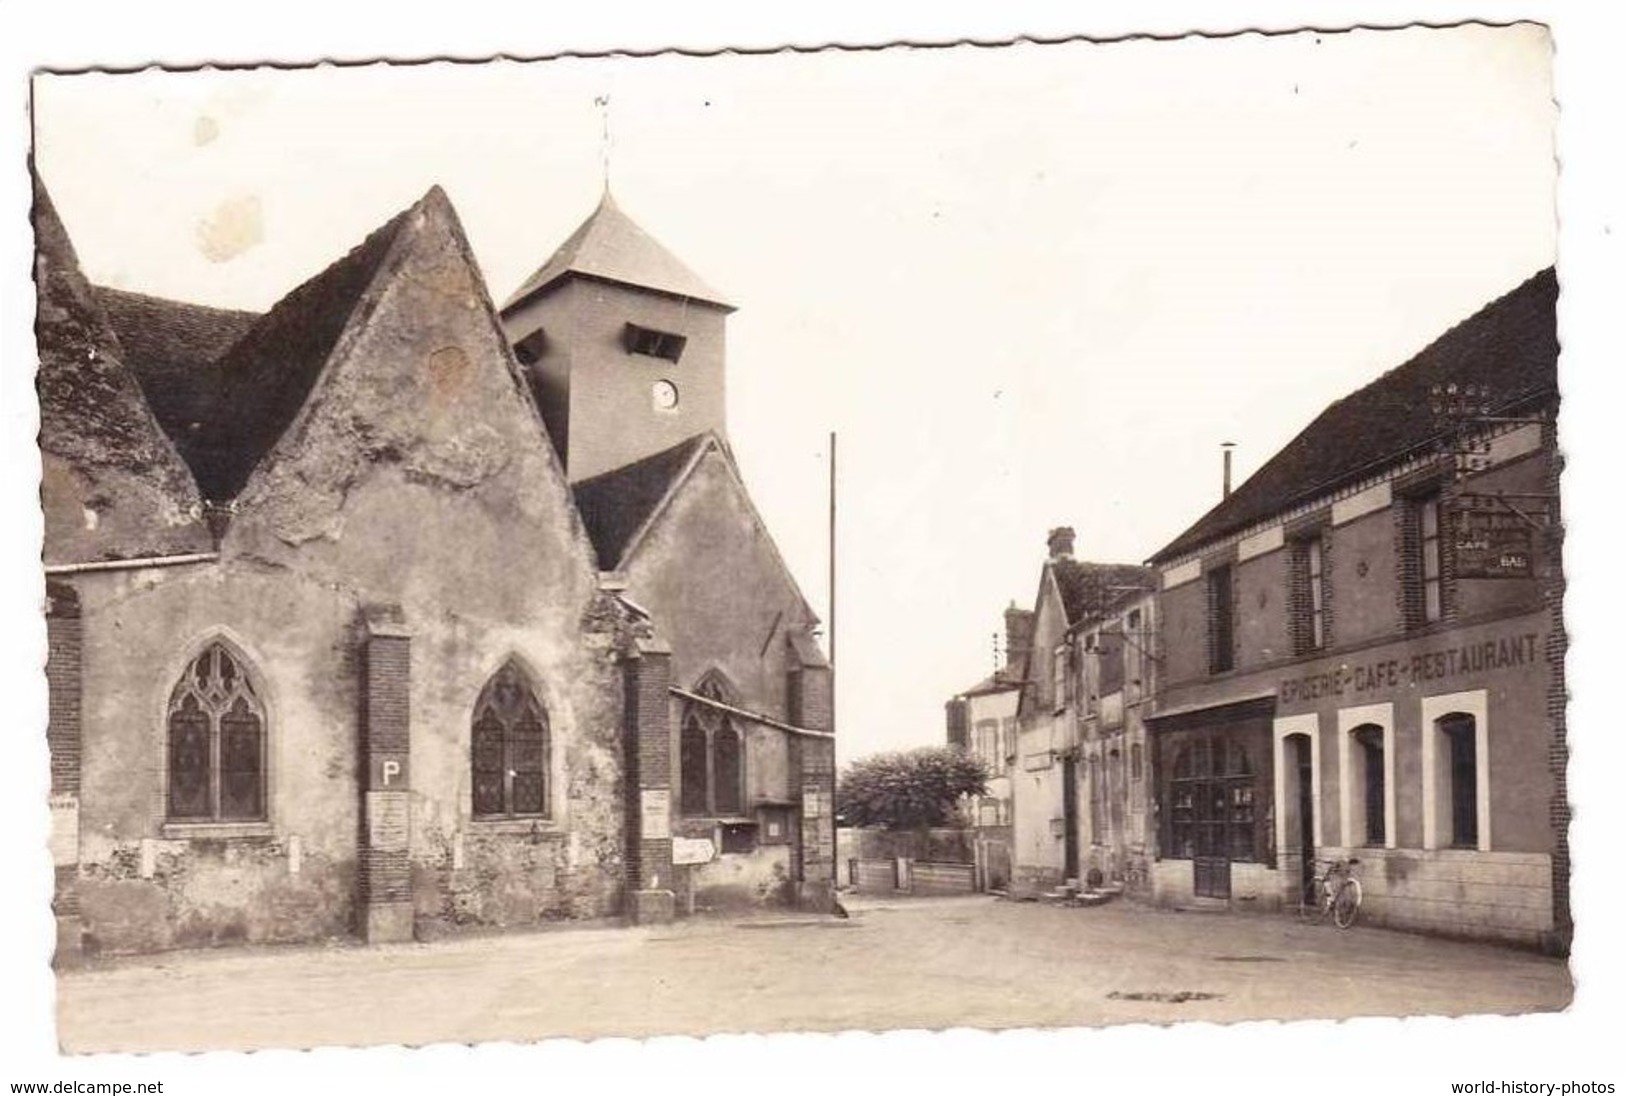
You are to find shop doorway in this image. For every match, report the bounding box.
[1171,735,1256,900]
[1288,733,1315,901]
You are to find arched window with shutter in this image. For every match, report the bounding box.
[167,641,267,822]
[471,660,550,819]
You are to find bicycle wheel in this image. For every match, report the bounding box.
[1332,878,1362,929]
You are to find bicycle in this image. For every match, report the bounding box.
[1299,856,1362,928]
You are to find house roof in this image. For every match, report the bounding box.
[1151,267,1559,564]
[953,670,1023,699]
[572,432,712,570]
[92,286,262,451]
[1050,559,1158,628]
[183,200,415,500]
[501,189,732,312]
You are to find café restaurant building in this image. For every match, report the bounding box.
[1145,269,1567,952]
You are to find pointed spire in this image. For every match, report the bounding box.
[501,190,733,312]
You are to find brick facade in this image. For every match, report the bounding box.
[361,611,413,942]
[45,581,83,964]
[1542,417,1571,951]
[45,582,82,797]
[623,640,674,906]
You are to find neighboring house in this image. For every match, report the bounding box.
[1145,269,1565,952]
[1073,583,1159,898]
[1010,527,1156,896]
[945,604,1031,830]
[38,180,832,961]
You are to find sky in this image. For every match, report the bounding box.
[6,2,1625,1090]
[29,24,1558,762]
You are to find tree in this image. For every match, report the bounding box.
[836,746,989,829]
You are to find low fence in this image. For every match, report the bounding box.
[836,826,1010,895]
[846,856,977,896]
[853,858,902,892]
[910,860,976,895]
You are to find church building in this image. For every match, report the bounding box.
[36,176,834,961]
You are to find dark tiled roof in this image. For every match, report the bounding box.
[502,190,731,312]
[184,205,412,500]
[1051,559,1157,627]
[572,433,712,570]
[1151,268,1559,564]
[92,286,261,450]
[953,670,1023,699]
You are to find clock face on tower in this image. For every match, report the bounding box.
[651,379,680,411]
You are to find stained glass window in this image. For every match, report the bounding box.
[470,660,550,819]
[167,643,266,822]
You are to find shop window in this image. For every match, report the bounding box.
[167,642,267,822]
[1206,564,1235,674]
[471,660,550,819]
[1167,735,1256,863]
[1438,713,1479,848]
[680,672,745,817]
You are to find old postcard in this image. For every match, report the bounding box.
[7,6,1622,1093]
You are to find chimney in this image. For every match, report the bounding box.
[1003,602,1035,676]
[1221,442,1236,499]
[1046,526,1076,561]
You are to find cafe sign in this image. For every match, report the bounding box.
[1454,500,1535,579]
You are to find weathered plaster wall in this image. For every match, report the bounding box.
[1235,547,1291,671]
[71,564,361,954]
[745,724,791,805]
[1012,719,1065,886]
[625,445,814,717]
[1159,578,1207,687]
[1325,508,1401,647]
[686,844,793,910]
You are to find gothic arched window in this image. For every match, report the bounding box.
[680,672,745,817]
[471,661,550,819]
[167,642,266,822]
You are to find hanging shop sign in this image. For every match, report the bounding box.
[1454,503,1535,579]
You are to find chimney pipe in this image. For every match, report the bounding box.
[1221,442,1236,499]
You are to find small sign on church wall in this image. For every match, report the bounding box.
[640,789,671,841]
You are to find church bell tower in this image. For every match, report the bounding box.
[499,190,734,483]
